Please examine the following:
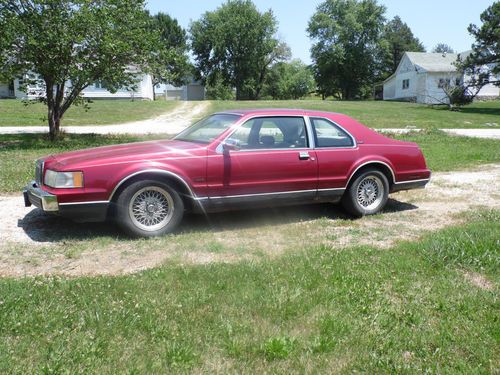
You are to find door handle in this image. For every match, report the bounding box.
[299,152,310,160]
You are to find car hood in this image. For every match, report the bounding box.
[45,139,206,169]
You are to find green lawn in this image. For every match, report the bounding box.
[0,98,499,129]
[206,99,500,129]
[0,210,498,373]
[1,131,498,194]
[0,99,179,126]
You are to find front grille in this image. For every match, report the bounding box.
[35,159,44,186]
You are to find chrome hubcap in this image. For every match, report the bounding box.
[129,186,174,231]
[357,176,383,210]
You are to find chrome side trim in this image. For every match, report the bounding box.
[59,200,109,206]
[303,115,316,149]
[108,169,197,201]
[393,178,430,185]
[345,161,396,187]
[318,187,346,192]
[209,188,317,200]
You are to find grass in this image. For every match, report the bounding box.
[0,210,498,373]
[1,130,498,194]
[0,98,499,130]
[391,129,500,172]
[206,99,500,129]
[0,99,179,126]
[0,133,159,193]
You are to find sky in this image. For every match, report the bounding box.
[146,0,495,64]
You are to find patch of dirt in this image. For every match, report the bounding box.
[1,164,499,277]
[463,271,495,290]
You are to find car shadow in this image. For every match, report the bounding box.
[18,198,418,243]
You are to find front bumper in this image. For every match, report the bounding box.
[23,180,109,222]
[23,180,59,211]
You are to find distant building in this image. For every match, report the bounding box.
[0,73,205,101]
[155,79,206,101]
[383,51,499,104]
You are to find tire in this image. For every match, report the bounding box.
[116,179,184,237]
[342,168,389,217]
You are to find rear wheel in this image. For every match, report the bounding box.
[116,180,184,237]
[342,169,389,217]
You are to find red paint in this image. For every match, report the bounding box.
[38,109,430,204]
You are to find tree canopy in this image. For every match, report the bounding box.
[460,1,499,84]
[0,0,155,139]
[264,59,315,100]
[147,12,191,99]
[432,43,455,54]
[308,0,387,100]
[190,0,289,100]
[381,16,425,76]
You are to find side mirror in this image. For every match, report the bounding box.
[222,139,241,153]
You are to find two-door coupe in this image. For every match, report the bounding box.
[23,109,430,237]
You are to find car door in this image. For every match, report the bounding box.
[206,116,318,206]
[309,117,359,200]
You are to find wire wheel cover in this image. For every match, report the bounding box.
[129,186,174,231]
[356,176,384,209]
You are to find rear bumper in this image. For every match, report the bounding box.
[23,181,108,222]
[390,178,430,193]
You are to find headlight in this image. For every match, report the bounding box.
[44,170,84,188]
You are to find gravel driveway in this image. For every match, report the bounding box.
[1,164,499,277]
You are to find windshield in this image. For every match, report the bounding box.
[174,114,241,143]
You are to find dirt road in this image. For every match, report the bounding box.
[1,164,499,277]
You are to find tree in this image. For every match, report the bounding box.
[457,1,500,93]
[147,12,191,100]
[264,59,315,99]
[381,16,425,76]
[0,0,153,140]
[432,43,455,53]
[308,0,387,100]
[190,0,289,100]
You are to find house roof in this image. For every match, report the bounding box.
[405,51,468,72]
[383,50,471,82]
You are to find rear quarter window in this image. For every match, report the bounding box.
[311,118,354,148]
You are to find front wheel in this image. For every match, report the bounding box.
[116,180,184,237]
[342,169,389,217]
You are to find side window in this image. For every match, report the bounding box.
[227,117,308,150]
[226,120,254,148]
[311,118,354,148]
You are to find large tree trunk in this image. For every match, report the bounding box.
[45,81,65,141]
[48,111,61,141]
[152,81,157,101]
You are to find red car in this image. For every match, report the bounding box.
[24,109,430,237]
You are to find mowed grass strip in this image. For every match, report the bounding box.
[1,130,498,193]
[0,210,498,373]
[0,99,179,126]
[207,99,500,129]
[392,129,500,172]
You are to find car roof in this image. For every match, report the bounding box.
[215,108,340,117]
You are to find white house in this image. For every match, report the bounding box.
[0,73,205,101]
[383,51,499,104]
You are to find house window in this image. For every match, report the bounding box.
[402,79,409,90]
